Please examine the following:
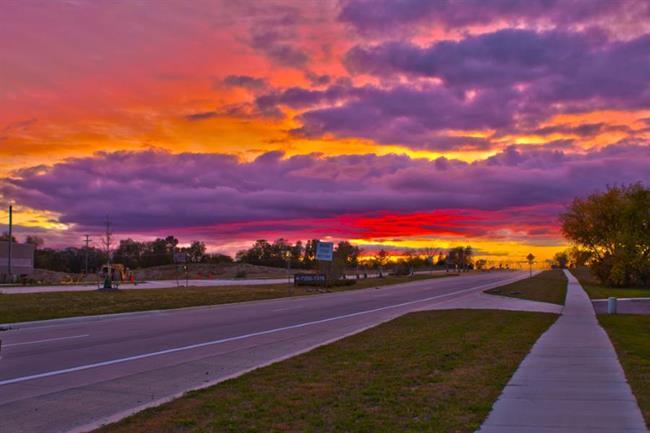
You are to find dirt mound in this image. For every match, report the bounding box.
[27,263,306,284]
[30,269,96,284]
[132,263,305,280]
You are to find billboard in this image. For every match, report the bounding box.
[315,241,334,261]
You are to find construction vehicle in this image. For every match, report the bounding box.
[100,263,129,282]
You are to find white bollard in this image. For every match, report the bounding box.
[607,297,618,314]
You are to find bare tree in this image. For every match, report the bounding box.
[420,247,437,274]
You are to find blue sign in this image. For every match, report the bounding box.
[315,241,334,261]
[294,273,326,286]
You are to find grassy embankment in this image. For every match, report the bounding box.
[599,315,650,427]
[96,309,556,433]
[484,269,567,305]
[571,266,650,299]
[571,267,650,426]
[0,273,455,324]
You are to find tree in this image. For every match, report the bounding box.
[113,238,144,269]
[236,239,311,268]
[420,247,438,273]
[560,183,650,287]
[334,241,362,267]
[568,246,591,268]
[302,239,319,268]
[186,241,206,263]
[464,246,473,271]
[0,232,17,242]
[25,235,44,249]
[551,251,569,269]
[375,249,389,267]
[446,246,472,271]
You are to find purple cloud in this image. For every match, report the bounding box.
[345,29,650,107]
[345,29,596,87]
[247,5,310,68]
[2,146,648,236]
[338,0,644,35]
[290,84,519,149]
[222,75,269,91]
[261,28,650,147]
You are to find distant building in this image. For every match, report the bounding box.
[0,241,35,279]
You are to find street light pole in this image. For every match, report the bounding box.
[102,216,113,289]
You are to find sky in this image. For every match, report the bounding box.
[1,0,650,266]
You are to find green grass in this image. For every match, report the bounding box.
[599,315,650,427]
[95,309,557,433]
[0,274,454,324]
[484,269,567,305]
[571,267,650,299]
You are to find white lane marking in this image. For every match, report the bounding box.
[0,274,524,387]
[4,334,89,347]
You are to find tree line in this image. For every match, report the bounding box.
[3,232,477,276]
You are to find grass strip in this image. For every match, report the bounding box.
[484,269,567,305]
[96,309,556,433]
[599,315,650,427]
[571,267,650,299]
[0,274,454,324]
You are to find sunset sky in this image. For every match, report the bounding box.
[1,0,650,265]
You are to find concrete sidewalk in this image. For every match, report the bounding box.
[478,269,647,433]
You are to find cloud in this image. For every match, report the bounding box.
[222,75,269,91]
[338,0,646,35]
[304,71,331,86]
[247,5,310,68]
[2,146,648,242]
[289,83,518,149]
[247,28,650,148]
[345,29,650,108]
[184,111,218,121]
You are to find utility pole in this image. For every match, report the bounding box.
[286,249,292,284]
[101,217,112,289]
[83,234,91,275]
[7,205,13,282]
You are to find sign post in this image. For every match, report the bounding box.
[7,205,12,283]
[315,241,333,261]
[174,251,187,287]
[526,253,535,278]
[315,241,333,289]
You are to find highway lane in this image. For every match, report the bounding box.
[0,271,528,433]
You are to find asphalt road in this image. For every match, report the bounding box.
[0,271,529,433]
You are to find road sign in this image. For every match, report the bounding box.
[315,241,334,261]
[174,252,187,263]
[294,273,326,286]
